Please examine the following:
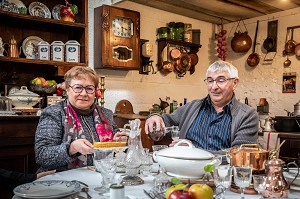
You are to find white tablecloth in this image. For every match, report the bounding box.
[14,167,300,199]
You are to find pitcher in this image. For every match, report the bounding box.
[6,37,21,58]
[263,156,299,198]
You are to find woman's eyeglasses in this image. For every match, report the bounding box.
[204,77,235,86]
[70,84,96,94]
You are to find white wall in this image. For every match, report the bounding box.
[89,1,300,116]
[224,7,300,117]
[89,0,214,113]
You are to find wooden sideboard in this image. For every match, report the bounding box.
[0,115,39,198]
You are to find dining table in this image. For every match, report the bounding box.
[12,165,300,199]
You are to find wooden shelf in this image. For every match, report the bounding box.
[0,10,86,29]
[0,56,86,66]
[0,0,88,78]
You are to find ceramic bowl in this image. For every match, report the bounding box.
[7,86,42,109]
[283,168,300,186]
[153,140,220,179]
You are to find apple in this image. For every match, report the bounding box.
[165,184,188,199]
[189,184,213,199]
[60,0,77,22]
[168,190,193,199]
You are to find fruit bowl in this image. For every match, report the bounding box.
[30,84,57,94]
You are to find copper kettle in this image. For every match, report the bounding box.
[263,156,299,198]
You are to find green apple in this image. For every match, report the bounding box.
[188,184,213,199]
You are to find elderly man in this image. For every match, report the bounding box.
[145,60,258,152]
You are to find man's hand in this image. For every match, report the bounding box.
[113,131,128,142]
[69,139,94,156]
[144,115,165,134]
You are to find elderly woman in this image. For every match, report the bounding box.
[35,66,127,171]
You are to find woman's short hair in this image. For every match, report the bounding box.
[64,66,99,87]
[206,60,239,78]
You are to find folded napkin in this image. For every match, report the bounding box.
[263,132,280,157]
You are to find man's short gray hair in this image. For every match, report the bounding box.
[206,60,239,78]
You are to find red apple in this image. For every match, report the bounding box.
[168,190,193,199]
[189,184,213,199]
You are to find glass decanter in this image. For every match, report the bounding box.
[121,119,145,186]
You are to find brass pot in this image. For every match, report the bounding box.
[226,144,269,173]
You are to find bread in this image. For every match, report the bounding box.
[93,141,127,148]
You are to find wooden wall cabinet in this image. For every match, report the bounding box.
[0,0,88,81]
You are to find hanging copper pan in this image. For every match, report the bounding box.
[285,28,297,54]
[247,20,260,67]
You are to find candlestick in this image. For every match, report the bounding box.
[99,76,106,107]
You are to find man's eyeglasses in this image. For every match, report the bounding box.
[70,84,96,94]
[204,77,235,86]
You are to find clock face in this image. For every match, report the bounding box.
[112,17,133,38]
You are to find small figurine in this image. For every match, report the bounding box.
[0,37,4,56]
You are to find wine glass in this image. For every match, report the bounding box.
[213,165,232,199]
[233,166,252,199]
[253,175,266,199]
[164,126,180,141]
[93,148,115,193]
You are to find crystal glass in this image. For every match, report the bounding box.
[164,126,180,141]
[140,148,154,177]
[213,165,232,199]
[152,144,168,180]
[233,166,252,199]
[93,148,115,193]
[253,175,266,199]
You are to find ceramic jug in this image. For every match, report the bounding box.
[263,156,299,198]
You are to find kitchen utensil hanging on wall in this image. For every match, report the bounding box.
[285,28,297,54]
[247,20,260,67]
[263,20,278,62]
[231,19,252,53]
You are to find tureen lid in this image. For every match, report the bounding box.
[156,140,214,160]
[8,86,39,97]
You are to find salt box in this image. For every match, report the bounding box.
[51,41,64,61]
[37,41,50,60]
[65,40,80,62]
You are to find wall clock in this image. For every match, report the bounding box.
[94,5,140,70]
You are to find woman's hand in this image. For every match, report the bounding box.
[37,170,56,179]
[144,115,165,135]
[113,131,128,142]
[69,139,94,156]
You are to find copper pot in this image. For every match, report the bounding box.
[175,51,191,77]
[231,31,252,53]
[226,144,269,174]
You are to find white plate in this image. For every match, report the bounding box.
[13,180,81,199]
[22,36,43,59]
[7,0,25,8]
[290,184,300,191]
[52,4,63,20]
[28,2,51,18]
[0,2,19,13]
